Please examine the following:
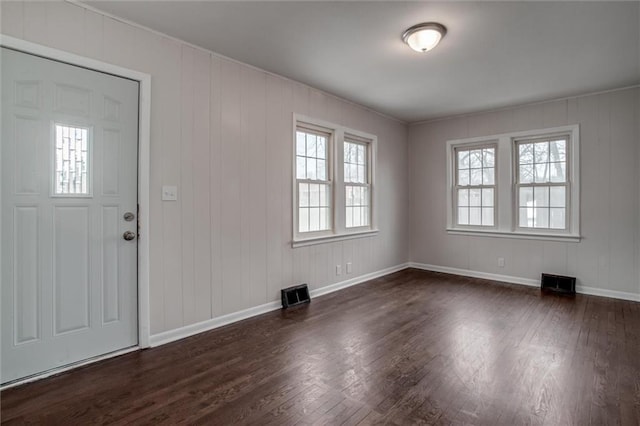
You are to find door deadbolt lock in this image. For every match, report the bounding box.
[123,212,135,222]
[123,231,136,241]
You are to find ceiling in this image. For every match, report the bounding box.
[88,1,640,122]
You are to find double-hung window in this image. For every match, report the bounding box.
[516,136,568,230]
[454,145,496,227]
[294,115,377,246]
[344,137,371,228]
[446,125,580,241]
[296,126,332,234]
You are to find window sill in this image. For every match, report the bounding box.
[446,228,581,243]
[292,229,379,248]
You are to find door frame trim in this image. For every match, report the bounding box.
[0,35,152,352]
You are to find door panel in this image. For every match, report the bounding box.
[1,47,139,384]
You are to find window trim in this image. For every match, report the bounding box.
[446,124,580,242]
[292,114,378,247]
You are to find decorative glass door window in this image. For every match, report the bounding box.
[344,140,370,228]
[54,124,91,196]
[516,137,568,229]
[455,146,495,226]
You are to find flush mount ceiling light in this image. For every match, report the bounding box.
[402,22,447,53]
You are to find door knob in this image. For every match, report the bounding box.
[123,231,136,241]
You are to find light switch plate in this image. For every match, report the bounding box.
[162,185,178,201]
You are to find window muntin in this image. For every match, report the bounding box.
[454,145,496,227]
[344,140,370,228]
[516,137,568,230]
[296,128,331,233]
[53,124,91,196]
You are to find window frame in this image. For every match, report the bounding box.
[292,114,378,247]
[452,142,498,229]
[446,124,580,242]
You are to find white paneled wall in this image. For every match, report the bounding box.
[409,88,640,296]
[1,1,409,335]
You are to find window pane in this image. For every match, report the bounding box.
[469,189,481,206]
[299,208,309,233]
[550,186,565,207]
[306,134,317,158]
[352,207,362,227]
[306,158,317,180]
[470,150,482,168]
[357,145,365,164]
[550,140,566,162]
[519,207,533,228]
[316,159,326,180]
[482,167,494,185]
[349,165,358,183]
[299,183,309,207]
[362,206,369,227]
[534,186,549,207]
[458,189,469,207]
[550,208,566,229]
[519,164,533,183]
[458,169,470,186]
[483,148,495,167]
[296,132,306,156]
[345,186,354,206]
[519,187,533,207]
[458,150,470,168]
[482,208,494,226]
[309,207,320,232]
[319,184,329,207]
[310,184,320,207]
[296,156,306,179]
[534,142,549,163]
[346,206,353,228]
[320,207,330,230]
[519,144,533,165]
[550,162,566,182]
[361,187,369,207]
[482,188,494,207]
[470,169,482,185]
[469,207,481,225]
[358,165,366,183]
[316,137,326,160]
[534,207,549,228]
[458,207,469,225]
[534,163,549,183]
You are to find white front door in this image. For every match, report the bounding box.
[1,47,139,384]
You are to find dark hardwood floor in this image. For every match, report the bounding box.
[2,268,640,425]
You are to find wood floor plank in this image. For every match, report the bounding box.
[2,269,640,425]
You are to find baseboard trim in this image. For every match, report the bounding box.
[409,262,640,302]
[149,262,411,347]
[310,263,410,299]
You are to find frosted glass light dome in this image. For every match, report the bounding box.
[402,23,447,53]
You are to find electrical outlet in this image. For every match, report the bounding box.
[346,262,352,274]
[336,265,342,276]
[498,257,505,268]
